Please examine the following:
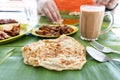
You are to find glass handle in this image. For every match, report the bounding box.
[101,11,114,34]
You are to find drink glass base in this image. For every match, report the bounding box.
[80,36,98,41]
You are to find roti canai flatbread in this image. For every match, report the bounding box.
[22,35,86,71]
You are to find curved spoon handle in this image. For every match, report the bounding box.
[112,58,120,62]
[113,50,120,54]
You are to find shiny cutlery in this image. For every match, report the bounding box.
[90,40,120,54]
[86,46,120,62]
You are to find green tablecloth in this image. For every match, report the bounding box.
[0,13,120,80]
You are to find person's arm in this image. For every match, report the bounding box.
[37,0,62,24]
[95,0,118,12]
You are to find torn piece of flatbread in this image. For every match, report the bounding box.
[22,35,86,71]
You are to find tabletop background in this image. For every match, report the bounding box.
[0,0,120,79]
[0,11,120,80]
[114,0,120,26]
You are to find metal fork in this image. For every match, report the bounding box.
[90,40,120,54]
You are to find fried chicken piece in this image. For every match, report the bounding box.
[35,25,74,36]
[4,24,20,36]
[0,19,18,24]
[0,31,10,40]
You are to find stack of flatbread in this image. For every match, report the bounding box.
[22,35,86,71]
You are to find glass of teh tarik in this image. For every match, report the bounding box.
[80,5,114,41]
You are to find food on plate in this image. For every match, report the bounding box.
[22,35,86,71]
[0,24,20,40]
[69,11,80,16]
[0,23,28,44]
[0,31,10,40]
[33,24,78,37]
[0,19,18,24]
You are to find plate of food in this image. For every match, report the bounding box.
[0,23,28,44]
[0,19,18,25]
[31,24,78,38]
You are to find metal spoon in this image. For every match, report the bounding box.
[86,46,120,62]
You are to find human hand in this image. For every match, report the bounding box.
[95,0,118,11]
[37,0,62,24]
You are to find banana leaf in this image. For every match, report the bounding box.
[0,13,120,80]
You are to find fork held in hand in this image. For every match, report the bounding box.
[90,40,120,54]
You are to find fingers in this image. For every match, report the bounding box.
[47,0,62,23]
[95,0,118,9]
[95,0,118,12]
[51,0,62,22]
[41,0,62,24]
[96,0,110,5]
[42,7,55,22]
[47,0,59,22]
[106,0,118,8]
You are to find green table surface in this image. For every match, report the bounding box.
[0,13,120,80]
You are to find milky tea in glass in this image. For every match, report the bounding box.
[80,5,113,41]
